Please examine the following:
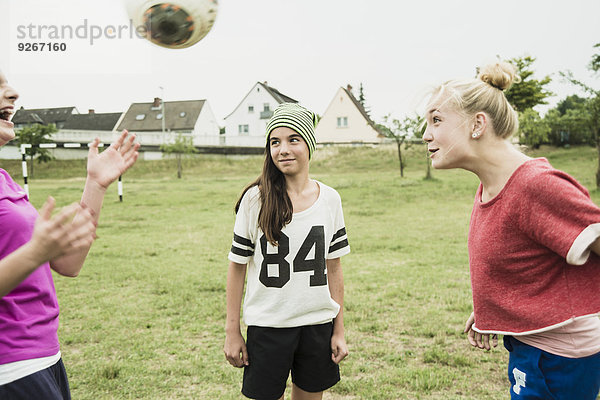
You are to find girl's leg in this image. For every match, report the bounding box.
[291,384,323,400]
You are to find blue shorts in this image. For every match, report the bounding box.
[504,335,600,400]
[0,358,71,400]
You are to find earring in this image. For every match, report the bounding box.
[472,132,479,138]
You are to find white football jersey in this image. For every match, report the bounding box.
[229,181,350,328]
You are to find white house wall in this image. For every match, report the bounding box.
[192,101,220,145]
[224,83,280,147]
[126,131,171,145]
[315,88,381,144]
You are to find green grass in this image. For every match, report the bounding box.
[4,144,599,399]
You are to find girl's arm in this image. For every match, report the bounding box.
[1,198,94,297]
[328,257,349,364]
[50,132,139,277]
[591,237,600,257]
[224,261,249,367]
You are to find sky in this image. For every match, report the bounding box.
[1,0,599,125]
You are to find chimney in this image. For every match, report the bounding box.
[346,84,353,92]
[153,97,161,108]
[88,109,95,114]
[263,81,268,85]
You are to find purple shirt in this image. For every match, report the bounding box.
[0,169,60,365]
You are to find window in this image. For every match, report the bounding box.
[156,113,163,120]
[336,116,348,128]
[248,105,254,113]
[179,112,186,118]
[263,103,270,112]
[136,114,146,121]
[238,124,249,135]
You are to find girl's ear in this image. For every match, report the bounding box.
[472,112,488,138]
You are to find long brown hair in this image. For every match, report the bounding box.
[235,143,292,246]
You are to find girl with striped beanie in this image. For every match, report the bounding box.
[225,103,351,399]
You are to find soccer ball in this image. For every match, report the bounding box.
[125,0,218,49]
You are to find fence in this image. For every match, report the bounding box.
[20,143,124,202]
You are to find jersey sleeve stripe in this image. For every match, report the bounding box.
[332,227,347,241]
[230,245,254,257]
[329,239,349,254]
[233,233,255,249]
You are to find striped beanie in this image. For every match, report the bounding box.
[266,103,318,159]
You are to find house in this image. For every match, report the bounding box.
[116,98,220,146]
[63,110,122,131]
[224,81,298,147]
[315,85,384,145]
[12,106,78,130]
[54,109,123,144]
[2,108,121,160]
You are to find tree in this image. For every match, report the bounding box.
[358,83,366,106]
[357,83,371,117]
[560,44,600,187]
[556,94,587,116]
[503,56,553,112]
[160,133,198,178]
[518,109,550,148]
[377,114,423,177]
[15,123,57,178]
[589,42,600,72]
[544,102,593,147]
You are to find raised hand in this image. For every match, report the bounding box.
[87,130,140,190]
[29,197,96,264]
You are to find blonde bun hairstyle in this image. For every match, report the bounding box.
[478,62,520,91]
[431,61,520,139]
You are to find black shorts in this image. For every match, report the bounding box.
[0,358,71,400]
[242,322,340,400]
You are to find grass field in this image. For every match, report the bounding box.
[3,144,599,399]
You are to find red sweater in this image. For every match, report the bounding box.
[468,158,600,334]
